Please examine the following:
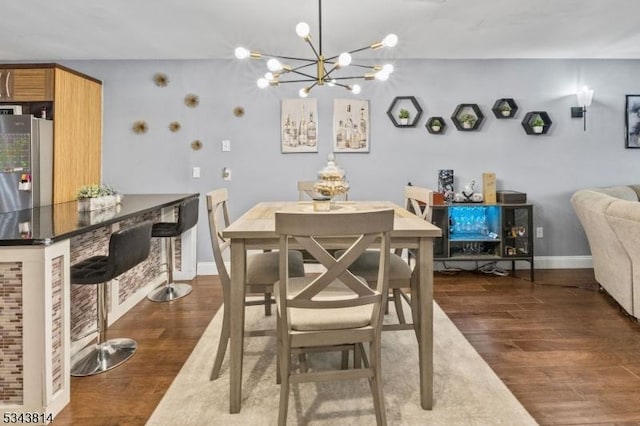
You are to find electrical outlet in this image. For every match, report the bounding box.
[536,227,543,238]
[222,139,231,152]
[222,167,231,181]
[192,167,200,178]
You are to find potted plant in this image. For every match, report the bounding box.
[460,113,477,129]
[76,184,122,211]
[398,108,410,125]
[430,118,443,132]
[531,116,545,133]
[499,103,512,117]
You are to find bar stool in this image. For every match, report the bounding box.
[70,220,153,376]
[147,197,199,302]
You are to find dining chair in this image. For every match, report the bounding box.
[206,188,305,380]
[337,185,433,328]
[275,208,393,426]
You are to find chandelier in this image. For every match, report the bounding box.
[234,0,398,98]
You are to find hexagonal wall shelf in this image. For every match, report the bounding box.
[426,116,447,134]
[521,111,552,135]
[492,98,518,119]
[451,103,484,131]
[387,96,423,128]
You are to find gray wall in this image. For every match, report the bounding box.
[63,59,640,265]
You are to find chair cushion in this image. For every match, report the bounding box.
[275,277,373,331]
[335,250,412,288]
[246,250,305,285]
[71,256,111,284]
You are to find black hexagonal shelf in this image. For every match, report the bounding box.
[387,96,423,128]
[521,111,552,135]
[492,98,518,119]
[426,116,446,134]
[451,104,485,131]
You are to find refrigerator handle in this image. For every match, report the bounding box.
[5,71,10,98]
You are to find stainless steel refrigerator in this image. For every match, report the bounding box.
[0,115,53,213]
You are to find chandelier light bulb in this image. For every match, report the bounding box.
[327,79,336,87]
[375,71,390,81]
[351,84,362,95]
[267,58,283,72]
[382,33,399,48]
[338,52,352,67]
[257,78,269,89]
[264,72,274,80]
[296,22,311,38]
[299,87,310,98]
[382,63,394,74]
[234,47,250,59]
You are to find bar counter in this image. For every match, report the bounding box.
[0,193,199,422]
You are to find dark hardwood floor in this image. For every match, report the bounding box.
[52,269,640,425]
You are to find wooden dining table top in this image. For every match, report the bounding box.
[223,201,442,239]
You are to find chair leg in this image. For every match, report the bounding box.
[354,344,362,369]
[369,339,387,426]
[147,237,192,302]
[210,304,230,380]
[278,333,290,426]
[393,289,406,324]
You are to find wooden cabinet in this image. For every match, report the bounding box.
[0,68,54,101]
[432,203,534,280]
[0,64,102,203]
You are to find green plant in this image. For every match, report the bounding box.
[398,108,410,119]
[531,116,545,127]
[499,103,511,112]
[460,113,476,126]
[76,184,117,199]
[431,118,442,127]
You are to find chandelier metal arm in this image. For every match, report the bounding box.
[259,53,317,63]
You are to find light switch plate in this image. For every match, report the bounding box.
[192,167,200,178]
[222,139,231,152]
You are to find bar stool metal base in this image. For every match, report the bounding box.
[70,338,137,377]
[147,282,192,302]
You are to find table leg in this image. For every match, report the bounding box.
[418,237,434,410]
[229,239,246,413]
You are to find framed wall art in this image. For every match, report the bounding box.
[333,98,369,153]
[281,98,318,153]
[625,95,640,148]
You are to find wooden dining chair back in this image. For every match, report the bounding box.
[405,185,433,223]
[275,209,393,425]
[206,188,305,380]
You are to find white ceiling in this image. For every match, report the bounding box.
[3,0,640,61]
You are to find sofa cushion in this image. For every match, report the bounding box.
[591,185,639,201]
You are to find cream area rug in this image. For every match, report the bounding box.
[147,300,537,425]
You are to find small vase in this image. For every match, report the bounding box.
[532,126,543,134]
[501,110,511,117]
[399,118,409,125]
[431,126,441,132]
[462,122,472,129]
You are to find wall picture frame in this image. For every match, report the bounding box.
[281,98,318,153]
[625,94,640,148]
[333,98,369,153]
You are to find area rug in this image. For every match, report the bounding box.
[147,301,537,425]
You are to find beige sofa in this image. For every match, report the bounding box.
[571,185,640,318]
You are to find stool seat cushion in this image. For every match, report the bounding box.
[152,222,180,238]
[71,256,112,285]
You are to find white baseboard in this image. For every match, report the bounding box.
[196,255,594,277]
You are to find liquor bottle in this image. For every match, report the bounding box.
[359,107,367,148]
[345,105,354,148]
[283,114,291,146]
[336,120,344,148]
[298,104,308,146]
[307,111,317,146]
[290,119,298,146]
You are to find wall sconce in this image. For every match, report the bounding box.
[571,86,594,131]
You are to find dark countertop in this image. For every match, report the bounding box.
[0,193,199,246]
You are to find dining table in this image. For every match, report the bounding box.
[222,200,442,413]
